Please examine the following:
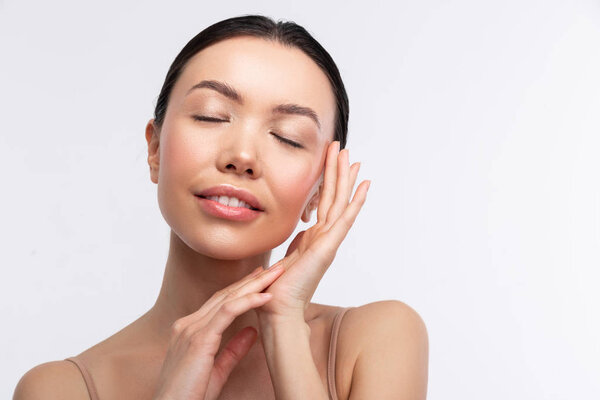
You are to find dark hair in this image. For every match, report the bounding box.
[153,14,349,149]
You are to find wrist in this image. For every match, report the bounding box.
[257,313,311,336]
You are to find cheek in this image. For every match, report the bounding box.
[269,155,321,217]
[158,122,215,186]
[156,123,214,228]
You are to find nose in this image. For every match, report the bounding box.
[216,136,262,179]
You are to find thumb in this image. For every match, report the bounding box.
[205,327,258,400]
[285,230,306,257]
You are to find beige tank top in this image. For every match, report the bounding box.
[65,306,353,400]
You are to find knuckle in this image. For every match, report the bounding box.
[219,345,242,363]
[170,319,185,335]
[180,325,197,341]
[342,213,355,226]
[220,300,238,316]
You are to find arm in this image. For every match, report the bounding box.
[348,300,429,400]
[258,314,328,400]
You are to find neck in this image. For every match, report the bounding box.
[147,229,272,351]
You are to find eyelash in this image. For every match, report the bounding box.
[192,115,303,149]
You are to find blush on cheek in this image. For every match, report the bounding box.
[275,167,319,213]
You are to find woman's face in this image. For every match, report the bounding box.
[147,36,336,260]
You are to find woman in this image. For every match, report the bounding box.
[14,15,428,400]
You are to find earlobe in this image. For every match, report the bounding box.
[301,189,321,223]
[145,119,160,184]
[301,206,313,223]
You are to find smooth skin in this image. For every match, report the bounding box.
[13,36,428,400]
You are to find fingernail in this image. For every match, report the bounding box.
[366,180,372,190]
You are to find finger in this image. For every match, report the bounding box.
[301,178,366,268]
[180,291,274,350]
[317,141,340,223]
[235,263,285,295]
[204,292,274,337]
[325,148,350,225]
[285,230,305,257]
[184,266,285,327]
[347,162,361,204]
[173,266,262,327]
[209,266,264,302]
[205,327,258,400]
[324,179,371,248]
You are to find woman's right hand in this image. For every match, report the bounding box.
[152,263,286,400]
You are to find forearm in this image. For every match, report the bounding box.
[257,315,329,400]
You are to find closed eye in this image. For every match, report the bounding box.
[192,116,302,149]
[272,132,303,149]
[192,115,229,123]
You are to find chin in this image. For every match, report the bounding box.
[175,227,277,260]
[163,202,304,260]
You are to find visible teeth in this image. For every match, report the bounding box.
[207,195,253,209]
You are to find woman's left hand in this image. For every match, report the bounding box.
[255,140,371,322]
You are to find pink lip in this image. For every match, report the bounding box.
[196,196,262,221]
[196,184,264,211]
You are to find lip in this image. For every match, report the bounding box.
[195,196,262,221]
[195,184,264,211]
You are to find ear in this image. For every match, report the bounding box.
[301,179,323,223]
[145,119,160,184]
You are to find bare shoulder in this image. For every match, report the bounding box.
[12,360,89,400]
[340,300,429,400]
[345,300,428,336]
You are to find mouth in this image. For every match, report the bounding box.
[195,195,263,211]
[195,194,264,222]
[196,184,265,212]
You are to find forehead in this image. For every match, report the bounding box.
[171,36,336,139]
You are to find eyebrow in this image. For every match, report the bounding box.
[186,80,322,131]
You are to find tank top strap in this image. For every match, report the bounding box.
[64,356,100,400]
[327,306,354,400]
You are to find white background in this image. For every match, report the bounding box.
[2,0,599,398]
